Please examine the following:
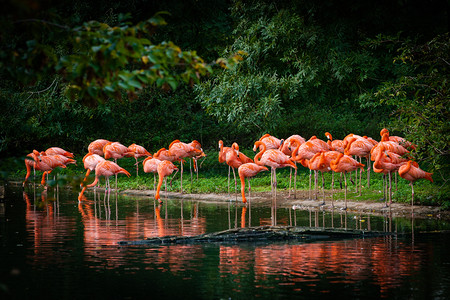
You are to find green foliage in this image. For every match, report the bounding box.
[195,3,391,137]
[363,33,449,174]
[1,12,214,106]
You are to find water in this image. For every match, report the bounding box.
[1,184,450,299]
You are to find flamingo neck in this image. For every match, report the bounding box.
[254,142,266,166]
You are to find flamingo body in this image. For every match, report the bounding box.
[88,139,109,156]
[238,163,268,203]
[45,147,74,158]
[87,160,131,188]
[103,142,133,160]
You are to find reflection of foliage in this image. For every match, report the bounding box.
[366,34,449,174]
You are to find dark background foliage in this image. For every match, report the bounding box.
[0,0,448,182]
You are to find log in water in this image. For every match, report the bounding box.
[118,225,395,246]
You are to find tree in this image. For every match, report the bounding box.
[364,33,449,174]
[1,12,213,106]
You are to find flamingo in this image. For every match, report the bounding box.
[330,153,365,210]
[373,144,408,207]
[84,160,131,192]
[153,148,177,162]
[127,143,152,176]
[23,152,39,186]
[344,136,375,192]
[291,136,330,199]
[399,160,433,209]
[306,150,342,206]
[238,163,268,204]
[219,140,233,194]
[88,139,110,156]
[45,147,74,158]
[225,142,254,198]
[142,157,162,193]
[257,133,282,150]
[380,128,416,150]
[155,160,178,203]
[25,150,76,186]
[189,140,206,179]
[371,133,409,159]
[78,153,106,200]
[253,140,297,202]
[342,133,363,149]
[279,135,306,198]
[325,132,345,153]
[167,140,203,193]
[103,141,133,189]
[371,132,409,190]
[103,142,133,161]
[153,147,181,187]
[81,153,105,183]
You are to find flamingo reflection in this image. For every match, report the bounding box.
[218,238,423,296]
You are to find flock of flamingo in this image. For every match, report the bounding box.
[22,128,433,210]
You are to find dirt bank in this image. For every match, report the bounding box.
[120,188,450,220]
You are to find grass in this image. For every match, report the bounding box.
[4,150,448,208]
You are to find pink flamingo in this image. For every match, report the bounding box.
[253,140,297,202]
[257,133,282,150]
[85,160,131,191]
[225,142,254,197]
[291,136,330,199]
[127,143,152,176]
[88,139,110,156]
[330,153,365,210]
[344,136,376,192]
[279,135,306,198]
[155,160,178,204]
[238,163,268,204]
[142,157,162,193]
[373,144,408,207]
[167,140,203,193]
[399,160,433,209]
[25,150,76,186]
[45,147,74,158]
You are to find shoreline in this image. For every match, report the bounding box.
[118,188,449,220]
[12,181,449,220]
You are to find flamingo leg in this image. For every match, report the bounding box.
[165,177,167,199]
[293,164,297,199]
[331,172,335,208]
[232,167,237,201]
[114,159,118,191]
[169,168,179,188]
[309,169,312,200]
[320,172,325,206]
[227,165,231,196]
[388,172,392,207]
[359,157,362,197]
[367,156,371,188]
[189,159,193,193]
[344,172,348,210]
[395,172,398,191]
[180,161,184,194]
[314,170,318,200]
[288,168,292,198]
[135,158,139,176]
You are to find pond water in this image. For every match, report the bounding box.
[1,184,450,299]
